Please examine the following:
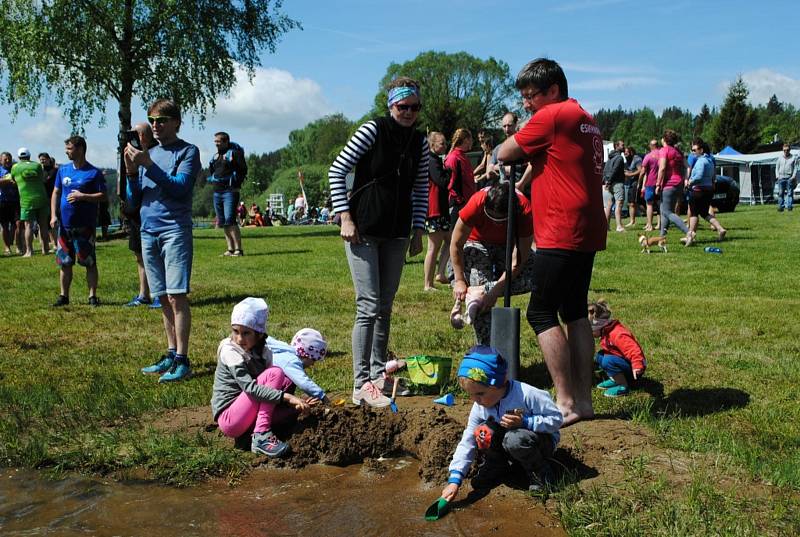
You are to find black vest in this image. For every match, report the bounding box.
[351,116,423,238]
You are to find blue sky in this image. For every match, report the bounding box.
[2,0,798,168]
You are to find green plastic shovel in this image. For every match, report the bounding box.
[424,497,450,521]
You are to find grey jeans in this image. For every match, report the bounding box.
[659,185,688,236]
[345,236,409,389]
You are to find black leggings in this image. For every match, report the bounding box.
[688,188,713,219]
[526,249,595,335]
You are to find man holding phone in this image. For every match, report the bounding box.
[124,99,201,383]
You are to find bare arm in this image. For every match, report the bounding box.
[449,218,472,301]
[50,187,60,228]
[656,157,667,192]
[515,164,533,192]
[497,135,526,163]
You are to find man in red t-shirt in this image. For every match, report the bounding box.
[450,183,535,345]
[498,58,607,427]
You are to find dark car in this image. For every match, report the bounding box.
[710,175,739,213]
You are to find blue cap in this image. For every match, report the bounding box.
[457,345,507,387]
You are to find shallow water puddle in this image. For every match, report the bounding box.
[0,461,564,536]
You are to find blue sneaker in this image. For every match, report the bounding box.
[149,296,162,309]
[125,295,150,307]
[141,354,174,375]
[604,385,630,398]
[251,431,289,457]
[158,359,192,383]
[596,379,618,390]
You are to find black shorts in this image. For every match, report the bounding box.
[688,188,713,219]
[526,249,596,335]
[128,218,142,254]
[449,203,463,229]
[0,203,17,229]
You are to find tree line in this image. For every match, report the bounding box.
[597,77,800,155]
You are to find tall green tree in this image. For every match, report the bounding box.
[240,149,283,202]
[0,0,299,144]
[371,51,518,138]
[281,114,354,168]
[711,77,760,153]
[694,104,712,137]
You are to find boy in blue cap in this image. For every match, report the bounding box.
[442,346,563,497]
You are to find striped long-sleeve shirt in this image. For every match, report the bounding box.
[329,120,430,230]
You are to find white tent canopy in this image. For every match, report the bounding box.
[714,149,799,166]
[713,149,799,203]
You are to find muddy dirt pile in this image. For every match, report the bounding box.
[274,405,463,482]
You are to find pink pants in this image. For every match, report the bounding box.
[217,366,296,437]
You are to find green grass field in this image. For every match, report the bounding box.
[0,205,798,535]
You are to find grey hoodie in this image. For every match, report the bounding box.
[210,337,284,421]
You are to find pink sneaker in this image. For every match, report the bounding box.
[352,381,391,408]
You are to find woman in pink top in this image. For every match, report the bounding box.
[656,129,689,239]
[639,139,661,231]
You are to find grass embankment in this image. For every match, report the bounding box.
[0,205,798,535]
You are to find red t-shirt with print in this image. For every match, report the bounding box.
[513,98,607,252]
[459,187,533,244]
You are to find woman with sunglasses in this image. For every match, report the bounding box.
[328,77,429,408]
[449,182,536,345]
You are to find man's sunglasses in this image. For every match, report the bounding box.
[395,103,422,112]
[147,115,174,125]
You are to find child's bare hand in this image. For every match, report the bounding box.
[632,368,643,380]
[305,397,322,406]
[441,483,459,502]
[500,413,523,429]
[286,394,310,414]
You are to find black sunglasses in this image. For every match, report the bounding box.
[395,103,422,112]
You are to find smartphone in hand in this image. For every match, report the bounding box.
[125,130,142,150]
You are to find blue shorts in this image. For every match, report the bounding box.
[213,190,240,227]
[56,226,96,267]
[141,226,193,297]
[644,186,657,203]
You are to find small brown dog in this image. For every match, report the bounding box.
[639,234,667,253]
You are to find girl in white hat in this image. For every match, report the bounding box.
[210,297,315,457]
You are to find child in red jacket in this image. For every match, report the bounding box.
[588,300,646,397]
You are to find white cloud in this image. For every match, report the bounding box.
[18,107,118,168]
[5,66,333,167]
[210,66,332,141]
[733,68,800,107]
[572,77,661,91]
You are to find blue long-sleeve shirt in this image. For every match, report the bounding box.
[447,380,562,485]
[126,139,200,232]
[688,153,714,189]
[267,336,326,400]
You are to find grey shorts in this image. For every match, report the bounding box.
[611,182,625,203]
